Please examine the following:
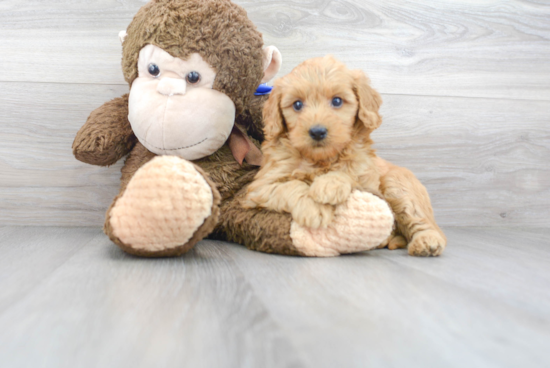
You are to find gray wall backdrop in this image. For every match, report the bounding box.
[1,0,549,227]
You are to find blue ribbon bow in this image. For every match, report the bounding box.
[254,83,274,96]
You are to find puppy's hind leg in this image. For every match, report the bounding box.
[379,163,446,257]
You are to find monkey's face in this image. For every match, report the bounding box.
[128,45,236,160]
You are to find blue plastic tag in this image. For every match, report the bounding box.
[254,83,274,96]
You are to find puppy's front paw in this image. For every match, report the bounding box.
[408,230,446,257]
[309,175,352,205]
[292,197,334,229]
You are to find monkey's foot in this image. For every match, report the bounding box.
[107,156,220,257]
[289,191,394,257]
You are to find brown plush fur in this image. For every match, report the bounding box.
[73,0,300,257]
[75,0,266,169]
[244,56,383,229]
[73,0,445,257]
[73,94,136,167]
[235,94,270,142]
[122,0,264,116]
[211,186,305,256]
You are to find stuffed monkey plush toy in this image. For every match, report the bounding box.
[73,0,395,257]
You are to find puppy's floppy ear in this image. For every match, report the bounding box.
[263,87,286,140]
[353,70,382,131]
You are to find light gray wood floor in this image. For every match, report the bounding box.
[1,227,549,368]
[1,1,549,367]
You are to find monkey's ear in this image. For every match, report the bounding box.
[261,46,282,83]
[118,30,128,45]
[263,87,285,141]
[353,70,382,131]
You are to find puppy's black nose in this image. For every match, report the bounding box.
[309,125,328,141]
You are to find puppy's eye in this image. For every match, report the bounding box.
[293,100,304,112]
[148,63,160,77]
[186,71,201,84]
[331,97,343,108]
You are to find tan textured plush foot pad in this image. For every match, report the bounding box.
[290,191,394,257]
[110,156,214,252]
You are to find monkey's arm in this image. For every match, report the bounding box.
[72,94,137,166]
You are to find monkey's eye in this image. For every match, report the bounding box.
[186,71,201,84]
[331,97,343,108]
[293,100,304,112]
[148,63,160,77]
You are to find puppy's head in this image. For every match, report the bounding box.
[263,55,382,161]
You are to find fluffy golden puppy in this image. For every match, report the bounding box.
[245,56,448,257]
[243,56,382,229]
